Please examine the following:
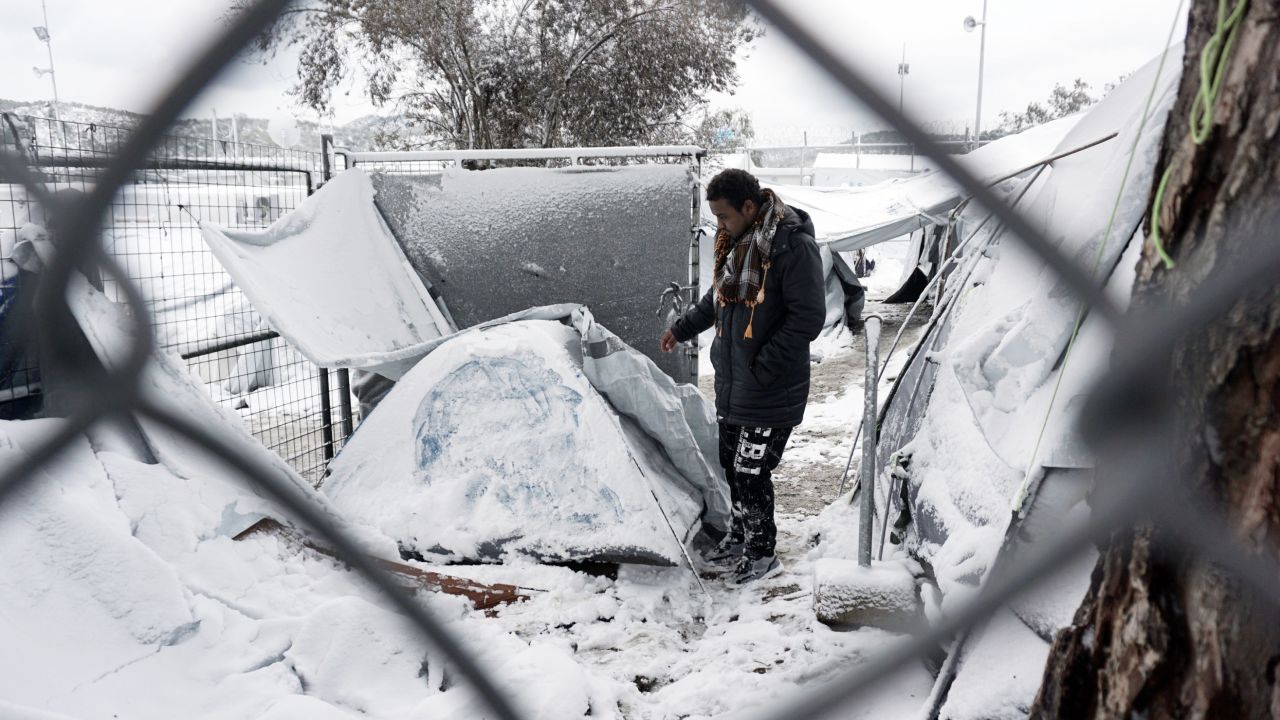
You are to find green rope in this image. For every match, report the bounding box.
[1148,0,1249,269]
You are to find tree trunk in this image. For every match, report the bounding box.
[1032,1,1280,718]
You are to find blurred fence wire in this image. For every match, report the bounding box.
[0,0,1277,719]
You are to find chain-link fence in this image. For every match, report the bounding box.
[0,111,356,483]
[0,1,1277,719]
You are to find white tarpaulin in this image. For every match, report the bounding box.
[200,169,452,380]
[772,116,1085,252]
[322,305,730,566]
[60,274,385,552]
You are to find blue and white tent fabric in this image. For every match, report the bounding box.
[322,305,730,565]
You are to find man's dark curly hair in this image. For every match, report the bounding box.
[706,168,764,212]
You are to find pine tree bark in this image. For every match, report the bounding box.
[1032,1,1280,718]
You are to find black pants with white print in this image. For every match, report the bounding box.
[717,422,793,560]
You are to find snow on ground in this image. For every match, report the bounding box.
[0,413,934,719]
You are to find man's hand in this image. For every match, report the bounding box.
[659,329,678,353]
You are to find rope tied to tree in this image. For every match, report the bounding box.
[1148,0,1249,269]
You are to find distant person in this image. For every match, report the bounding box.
[660,169,824,585]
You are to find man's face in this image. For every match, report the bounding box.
[709,198,758,239]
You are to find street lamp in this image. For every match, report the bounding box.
[964,1,988,151]
[897,44,913,171]
[32,0,63,125]
[896,44,909,115]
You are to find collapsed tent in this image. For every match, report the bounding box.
[322,305,729,566]
[59,272,372,545]
[1,223,43,416]
[199,170,453,381]
[820,245,866,328]
[860,48,1183,717]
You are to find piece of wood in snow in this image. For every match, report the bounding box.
[233,518,533,611]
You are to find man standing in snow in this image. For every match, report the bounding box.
[660,169,825,585]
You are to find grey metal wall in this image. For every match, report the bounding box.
[370,164,696,382]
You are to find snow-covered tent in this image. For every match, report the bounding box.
[322,305,730,565]
[850,47,1184,717]
[0,275,623,718]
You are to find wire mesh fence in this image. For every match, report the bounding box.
[0,0,1276,719]
[0,111,356,482]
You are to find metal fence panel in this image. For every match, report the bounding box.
[0,112,355,482]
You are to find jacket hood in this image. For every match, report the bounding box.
[772,205,815,255]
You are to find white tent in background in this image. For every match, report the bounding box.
[772,116,1086,253]
[811,151,935,187]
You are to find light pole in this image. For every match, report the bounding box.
[897,44,912,170]
[964,1,988,151]
[32,0,62,125]
[897,44,909,115]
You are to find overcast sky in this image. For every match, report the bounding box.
[2,0,1187,143]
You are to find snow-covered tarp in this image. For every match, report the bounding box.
[200,169,453,380]
[61,273,375,547]
[370,163,697,383]
[862,46,1184,718]
[770,116,1083,253]
[323,305,729,565]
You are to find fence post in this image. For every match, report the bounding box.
[319,367,335,461]
[687,153,703,384]
[859,315,882,567]
[308,134,339,463]
[320,133,333,181]
[320,133,356,442]
[802,130,809,185]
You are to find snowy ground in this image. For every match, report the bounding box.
[0,407,936,720]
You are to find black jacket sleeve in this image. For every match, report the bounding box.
[670,285,717,342]
[751,232,825,382]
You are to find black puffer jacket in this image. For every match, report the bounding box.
[671,206,825,428]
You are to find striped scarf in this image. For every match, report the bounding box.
[714,189,786,338]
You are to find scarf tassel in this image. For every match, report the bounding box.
[743,263,770,339]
